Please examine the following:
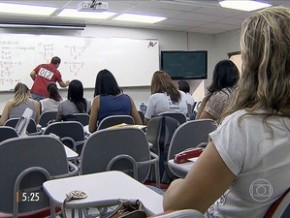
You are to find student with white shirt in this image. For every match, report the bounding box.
[144,70,187,124]
[178,80,195,107]
[40,83,62,113]
[163,6,290,217]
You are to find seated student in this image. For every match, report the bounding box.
[0,82,40,125]
[89,69,142,133]
[163,6,290,217]
[178,80,195,107]
[56,79,91,121]
[196,59,239,121]
[144,70,187,124]
[40,83,62,113]
[178,80,195,119]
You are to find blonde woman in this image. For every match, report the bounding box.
[0,83,40,125]
[144,70,187,124]
[163,6,290,217]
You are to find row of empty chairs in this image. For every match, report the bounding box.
[0,126,159,217]
[1,113,289,217]
[40,111,90,127]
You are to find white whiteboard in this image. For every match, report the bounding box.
[0,34,159,91]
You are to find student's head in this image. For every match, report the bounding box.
[178,80,190,93]
[68,79,83,101]
[208,60,239,94]
[225,6,290,116]
[151,70,180,103]
[51,56,61,68]
[94,69,122,97]
[47,83,62,102]
[13,82,30,106]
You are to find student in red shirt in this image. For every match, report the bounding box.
[30,56,69,101]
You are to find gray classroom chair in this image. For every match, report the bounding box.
[160,112,187,124]
[80,127,160,187]
[167,119,217,178]
[4,117,39,135]
[146,116,180,183]
[0,135,78,217]
[60,113,90,126]
[43,121,85,154]
[0,126,18,143]
[39,111,57,128]
[97,115,135,130]
[72,113,90,126]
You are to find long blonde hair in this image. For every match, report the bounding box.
[221,6,290,121]
[12,83,30,106]
[151,70,181,103]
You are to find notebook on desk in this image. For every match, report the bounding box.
[108,123,147,131]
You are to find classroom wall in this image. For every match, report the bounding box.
[0,26,240,112]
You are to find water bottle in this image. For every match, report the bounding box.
[140,102,147,114]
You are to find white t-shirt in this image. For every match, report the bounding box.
[40,98,60,113]
[207,109,290,217]
[145,92,187,119]
[183,92,195,107]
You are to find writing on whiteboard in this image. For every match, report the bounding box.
[0,34,159,91]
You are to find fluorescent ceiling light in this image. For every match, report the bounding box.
[58,9,115,19]
[219,1,272,12]
[0,3,57,16]
[113,14,167,24]
[0,23,85,30]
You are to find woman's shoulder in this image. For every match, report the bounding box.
[150,92,166,98]
[58,99,71,106]
[28,98,39,105]
[209,88,232,101]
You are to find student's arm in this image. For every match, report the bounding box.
[30,71,36,81]
[199,110,216,120]
[88,96,100,133]
[163,141,236,213]
[56,103,63,121]
[129,97,142,125]
[58,80,70,88]
[0,101,12,126]
[33,100,41,124]
[196,95,211,119]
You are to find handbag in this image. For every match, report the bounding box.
[61,190,148,218]
[105,199,147,218]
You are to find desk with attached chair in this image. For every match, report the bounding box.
[43,171,164,217]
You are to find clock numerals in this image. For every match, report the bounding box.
[17,190,42,203]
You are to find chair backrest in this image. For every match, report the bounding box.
[60,113,89,126]
[167,119,217,178]
[97,115,135,130]
[43,121,85,142]
[80,127,151,182]
[39,111,57,127]
[4,117,38,134]
[72,113,90,126]
[0,135,69,214]
[0,126,18,143]
[160,112,187,124]
[43,121,85,153]
[147,116,180,179]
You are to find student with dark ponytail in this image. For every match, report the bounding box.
[56,80,91,121]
